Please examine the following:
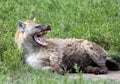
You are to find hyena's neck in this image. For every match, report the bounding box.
[19,36,40,55]
[24,41,42,55]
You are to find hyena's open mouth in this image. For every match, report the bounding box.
[34,26,51,46]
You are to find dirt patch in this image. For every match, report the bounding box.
[69,71,120,83]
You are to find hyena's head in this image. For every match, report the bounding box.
[15,20,51,49]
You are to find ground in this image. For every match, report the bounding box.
[69,71,120,83]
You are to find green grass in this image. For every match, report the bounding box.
[0,0,120,84]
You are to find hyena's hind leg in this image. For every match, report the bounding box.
[82,40,108,74]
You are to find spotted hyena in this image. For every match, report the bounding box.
[15,20,119,74]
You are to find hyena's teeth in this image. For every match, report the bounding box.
[39,31,49,35]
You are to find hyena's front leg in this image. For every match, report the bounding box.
[49,52,64,74]
[25,56,54,72]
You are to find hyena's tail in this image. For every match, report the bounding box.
[106,57,120,71]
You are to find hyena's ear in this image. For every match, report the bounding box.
[18,20,26,32]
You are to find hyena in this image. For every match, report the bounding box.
[15,20,119,74]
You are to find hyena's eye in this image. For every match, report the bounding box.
[35,25,41,28]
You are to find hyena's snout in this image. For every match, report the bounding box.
[41,25,51,32]
[46,25,51,31]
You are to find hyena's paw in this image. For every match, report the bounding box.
[42,66,53,72]
[93,67,107,75]
[42,66,64,74]
[52,64,65,75]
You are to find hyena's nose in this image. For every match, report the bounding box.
[46,25,51,31]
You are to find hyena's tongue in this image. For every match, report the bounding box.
[39,36,48,45]
[34,35,48,46]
